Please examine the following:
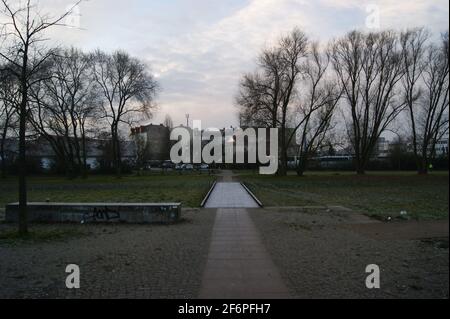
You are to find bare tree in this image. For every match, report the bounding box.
[92,50,158,176]
[0,0,81,234]
[29,47,98,177]
[0,65,19,178]
[416,32,449,173]
[237,72,278,128]
[400,28,429,173]
[237,28,308,175]
[0,0,79,235]
[331,30,406,174]
[293,43,341,176]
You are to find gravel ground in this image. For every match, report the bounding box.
[0,209,216,299]
[249,207,449,299]
[2,205,448,299]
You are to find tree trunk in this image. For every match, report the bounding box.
[296,156,308,177]
[81,129,88,178]
[296,163,306,177]
[18,81,28,235]
[1,134,6,179]
[417,143,430,175]
[112,125,121,177]
[355,147,368,175]
[278,125,288,176]
[355,158,366,175]
[418,157,429,175]
[116,137,122,177]
[418,168,429,175]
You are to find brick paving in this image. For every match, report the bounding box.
[199,208,290,299]
[200,171,291,298]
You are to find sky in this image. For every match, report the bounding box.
[4,0,450,128]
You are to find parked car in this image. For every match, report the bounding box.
[199,164,210,170]
[162,160,175,169]
[184,164,194,170]
[175,163,184,170]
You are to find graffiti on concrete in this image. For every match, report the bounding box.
[81,206,121,223]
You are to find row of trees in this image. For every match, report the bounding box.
[1,48,158,177]
[0,0,158,234]
[237,28,449,176]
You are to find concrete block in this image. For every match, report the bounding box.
[5,202,182,224]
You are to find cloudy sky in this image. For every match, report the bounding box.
[10,0,450,128]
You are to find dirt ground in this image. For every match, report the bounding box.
[0,206,448,299]
[0,209,215,299]
[342,220,449,240]
[249,207,449,299]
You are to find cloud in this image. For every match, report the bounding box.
[147,0,448,128]
[140,0,316,127]
[2,0,448,128]
[320,0,449,31]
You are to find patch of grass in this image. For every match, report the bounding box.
[0,174,215,209]
[421,238,449,249]
[241,171,449,220]
[285,222,313,231]
[0,228,85,245]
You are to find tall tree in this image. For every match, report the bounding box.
[237,72,280,128]
[237,28,308,175]
[400,28,429,174]
[92,50,158,176]
[331,30,406,174]
[417,32,449,173]
[292,43,341,176]
[29,47,98,177]
[0,0,81,234]
[0,66,19,178]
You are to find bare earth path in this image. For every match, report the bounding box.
[199,170,290,298]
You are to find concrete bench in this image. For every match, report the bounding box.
[5,202,182,224]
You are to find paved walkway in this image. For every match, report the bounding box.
[204,183,259,208]
[199,208,290,299]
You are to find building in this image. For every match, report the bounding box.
[434,138,449,157]
[130,124,171,161]
[130,124,300,167]
[375,137,390,159]
[0,137,137,171]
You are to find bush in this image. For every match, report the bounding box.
[8,156,43,174]
[433,155,449,170]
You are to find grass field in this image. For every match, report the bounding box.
[1,170,448,220]
[240,171,449,220]
[0,173,215,209]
